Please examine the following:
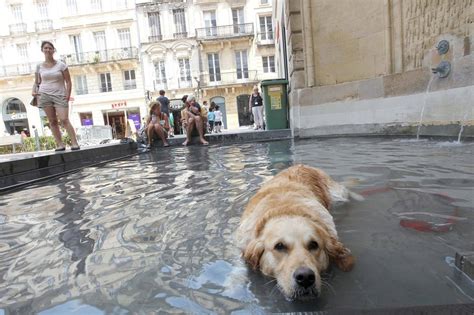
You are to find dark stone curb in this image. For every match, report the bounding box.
[0,129,292,192]
[0,142,137,192]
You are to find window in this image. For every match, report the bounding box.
[70,35,83,62]
[262,56,275,73]
[148,12,162,41]
[66,0,78,15]
[259,16,273,40]
[173,9,187,38]
[17,44,29,73]
[232,8,244,34]
[123,70,136,90]
[178,58,191,87]
[37,1,49,18]
[93,31,107,61]
[261,0,269,4]
[235,50,248,79]
[80,113,93,126]
[100,73,112,92]
[91,0,102,12]
[118,28,131,48]
[118,28,132,58]
[154,60,167,86]
[204,11,216,36]
[74,75,88,95]
[11,4,23,22]
[207,53,221,82]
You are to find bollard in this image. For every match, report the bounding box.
[33,125,40,151]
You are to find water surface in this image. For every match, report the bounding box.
[1,138,473,314]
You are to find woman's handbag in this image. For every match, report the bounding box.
[30,96,38,106]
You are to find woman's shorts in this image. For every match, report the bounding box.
[215,121,222,126]
[38,93,68,108]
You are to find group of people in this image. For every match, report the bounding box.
[205,101,223,134]
[146,93,222,148]
[31,40,265,153]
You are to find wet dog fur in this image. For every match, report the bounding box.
[236,164,359,300]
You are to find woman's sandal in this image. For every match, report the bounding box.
[71,146,81,151]
[55,147,66,152]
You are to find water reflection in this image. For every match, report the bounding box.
[55,181,95,276]
[0,138,473,313]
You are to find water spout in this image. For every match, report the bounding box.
[431,61,451,78]
[456,113,468,143]
[416,75,435,140]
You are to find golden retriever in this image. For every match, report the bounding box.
[236,164,361,300]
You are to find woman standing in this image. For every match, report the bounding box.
[248,86,264,130]
[32,41,80,151]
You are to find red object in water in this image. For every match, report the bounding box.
[399,219,453,233]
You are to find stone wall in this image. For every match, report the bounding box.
[402,0,473,70]
[273,0,474,138]
[310,0,388,85]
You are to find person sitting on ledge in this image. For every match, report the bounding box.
[182,95,209,146]
[146,101,170,149]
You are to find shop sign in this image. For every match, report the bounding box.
[10,113,28,120]
[112,101,127,109]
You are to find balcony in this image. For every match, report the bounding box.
[9,23,27,35]
[196,23,254,41]
[173,32,188,39]
[61,47,139,66]
[148,34,163,42]
[200,70,258,88]
[0,62,36,77]
[256,32,274,45]
[35,20,53,32]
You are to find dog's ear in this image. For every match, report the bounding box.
[243,239,265,270]
[326,237,355,272]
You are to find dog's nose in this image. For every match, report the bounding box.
[293,267,316,288]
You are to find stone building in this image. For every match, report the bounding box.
[136,0,277,130]
[273,0,473,138]
[0,0,143,138]
[0,0,278,136]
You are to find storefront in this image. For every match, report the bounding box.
[102,101,141,139]
[2,98,29,135]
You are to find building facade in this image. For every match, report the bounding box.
[136,0,277,130]
[0,0,278,137]
[0,0,144,138]
[273,0,473,138]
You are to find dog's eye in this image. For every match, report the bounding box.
[308,241,319,251]
[274,242,287,251]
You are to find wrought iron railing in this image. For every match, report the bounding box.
[196,23,254,40]
[9,23,27,35]
[149,34,163,42]
[173,32,188,39]
[200,70,258,87]
[35,20,53,32]
[0,62,36,77]
[60,47,139,66]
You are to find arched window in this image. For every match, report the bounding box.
[4,98,27,115]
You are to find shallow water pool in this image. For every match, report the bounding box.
[1,137,473,314]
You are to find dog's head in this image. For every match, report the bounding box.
[243,215,354,300]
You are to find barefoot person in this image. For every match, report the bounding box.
[32,41,80,151]
[182,95,209,146]
[146,101,170,148]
